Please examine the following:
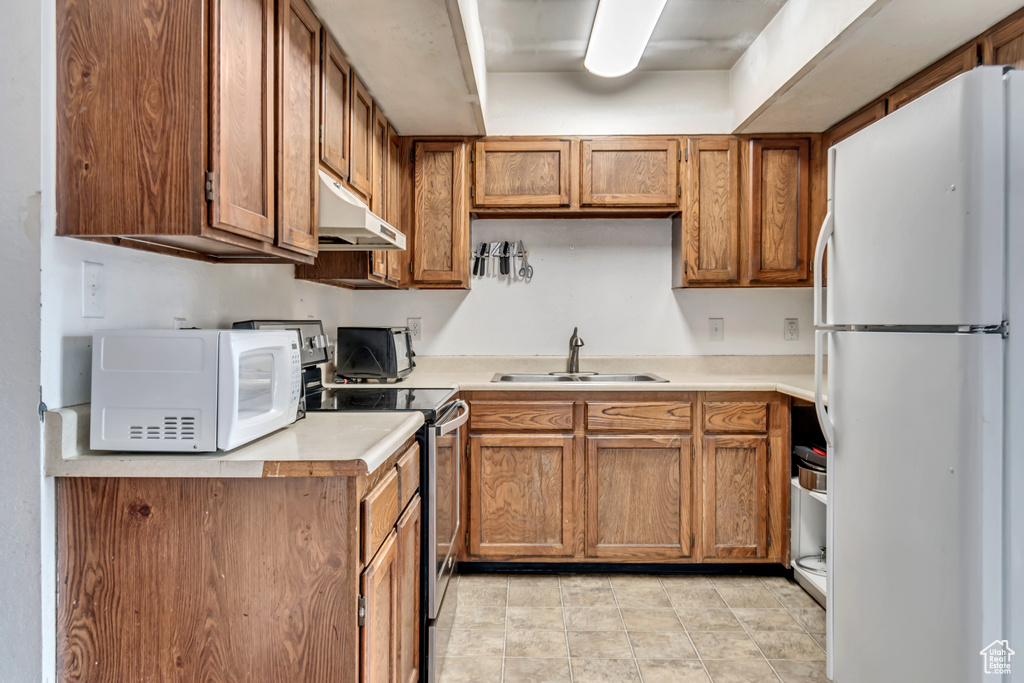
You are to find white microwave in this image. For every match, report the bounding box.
[90,329,302,452]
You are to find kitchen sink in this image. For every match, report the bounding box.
[490,372,668,383]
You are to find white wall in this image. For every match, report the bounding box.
[349,219,814,356]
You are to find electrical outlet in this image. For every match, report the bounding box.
[407,318,422,341]
[82,261,104,318]
[784,318,799,341]
[708,318,724,342]
[173,317,189,330]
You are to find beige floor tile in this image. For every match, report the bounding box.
[445,629,505,657]
[504,629,569,658]
[570,657,642,682]
[506,606,564,630]
[788,608,826,635]
[563,606,624,631]
[559,574,611,588]
[767,586,821,610]
[458,585,508,607]
[628,631,698,659]
[561,585,618,607]
[610,574,665,589]
[567,630,634,658]
[453,605,506,629]
[758,577,799,591]
[459,573,509,587]
[731,608,804,632]
[509,574,560,588]
[637,659,712,683]
[666,587,728,608]
[659,575,714,588]
[676,608,744,631]
[748,632,826,660]
[502,657,572,683]
[508,584,562,607]
[703,659,782,682]
[437,656,503,683]
[810,633,827,650]
[612,583,673,608]
[717,587,783,609]
[710,576,767,589]
[769,660,831,683]
[619,608,684,631]
[689,631,763,660]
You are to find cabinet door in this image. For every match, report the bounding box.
[983,10,1024,68]
[320,30,350,181]
[412,141,469,287]
[703,435,768,559]
[469,434,575,558]
[397,496,420,683]
[276,0,320,255]
[887,45,978,113]
[349,73,374,203]
[369,106,389,281]
[585,436,694,560]
[580,137,679,207]
[386,127,404,284]
[209,0,275,242]
[823,100,886,150]
[682,137,740,284]
[473,139,571,207]
[361,529,399,683]
[749,138,810,282]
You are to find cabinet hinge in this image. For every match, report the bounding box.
[357,594,366,626]
[464,531,469,547]
[684,148,689,162]
[767,445,770,461]
[470,149,475,163]
[691,532,695,547]
[409,262,413,274]
[204,171,215,202]
[319,125,323,145]
[690,442,694,460]
[678,184,682,198]
[410,147,415,164]
[470,186,474,199]
[678,147,682,162]
[767,530,772,548]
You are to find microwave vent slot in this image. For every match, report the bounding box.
[127,416,197,440]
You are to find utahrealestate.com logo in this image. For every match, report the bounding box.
[980,640,1015,675]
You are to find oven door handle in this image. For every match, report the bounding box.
[435,400,469,436]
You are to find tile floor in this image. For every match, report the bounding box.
[439,573,827,683]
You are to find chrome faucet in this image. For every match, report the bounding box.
[567,327,584,374]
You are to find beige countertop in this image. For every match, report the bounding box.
[45,405,424,478]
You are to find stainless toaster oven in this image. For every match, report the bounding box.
[335,326,415,381]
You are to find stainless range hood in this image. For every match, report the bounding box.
[317,170,406,251]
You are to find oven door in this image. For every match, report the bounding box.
[427,399,468,619]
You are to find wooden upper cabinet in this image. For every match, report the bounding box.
[703,435,768,559]
[682,137,740,284]
[412,140,469,288]
[585,436,693,560]
[361,530,399,683]
[320,30,350,181]
[887,44,978,113]
[386,127,404,284]
[473,139,572,208]
[580,137,680,207]
[369,106,389,281]
[749,138,810,282]
[824,100,886,150]
[349,73,374,203]
[210,0,276,243]
[982,9,1024,68]
[275,0,320,256]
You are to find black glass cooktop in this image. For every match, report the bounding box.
[305,386,456,419]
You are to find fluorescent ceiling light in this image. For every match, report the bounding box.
[584,0,668,78]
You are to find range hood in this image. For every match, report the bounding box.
[317,170,406,251]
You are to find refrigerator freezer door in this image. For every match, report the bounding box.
[828,331,1004,683]
[827,67,1005,327]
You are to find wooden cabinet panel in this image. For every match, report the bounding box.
[682,137,740,284]
[473,139,572,207]
[470,400,575,431]
[469,434,575,557]
[369,106,389,281]
[887,45,978,113]
[276,0,320,255]
[386,126,404,284]
[412,140,469,287]
[704,401,768,433]
[319,30,350,181]
[581,137,680,207]
[824,100,886,150]
[349,74,374,203]
[983,9,1024,68]
[397,496,420,683]
[210,0,276,242]
[749,138,810,282]
[396,442,420,513]
[361,529,399,683]
[585,436,693,559]
[362,467,400,564]
[703,435,768,558]
[585,402,692,432]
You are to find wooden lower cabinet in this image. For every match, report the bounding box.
[702,435,769,559]
[468,433,575,558]
[397,496,421,683]
[362,529,399,683]
[585,435,694,560]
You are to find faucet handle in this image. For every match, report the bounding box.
[570,326,584,347]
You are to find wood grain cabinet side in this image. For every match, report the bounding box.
[748,138,811,283]
[580,137,680,207]
[412,140,470,288]
[472,139,572,208]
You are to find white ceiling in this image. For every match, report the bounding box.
[479,0,787,72]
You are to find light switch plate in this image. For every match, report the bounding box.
[82,261,104,318]
[708,318,724,342]
[784,318,799,341]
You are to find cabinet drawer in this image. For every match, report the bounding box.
[470,401,574,431]
[585,402,692,432]
[396,442,420,513]
[703,401,768,433]
[362,467,400,564]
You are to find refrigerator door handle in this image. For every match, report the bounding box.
[815,329,834,447]
[813,209,834,329]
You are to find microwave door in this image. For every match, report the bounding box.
[428,400,468,619]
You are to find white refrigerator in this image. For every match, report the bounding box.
[815,66,1023,683]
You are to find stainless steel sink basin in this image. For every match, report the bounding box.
[490,372,668,383]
